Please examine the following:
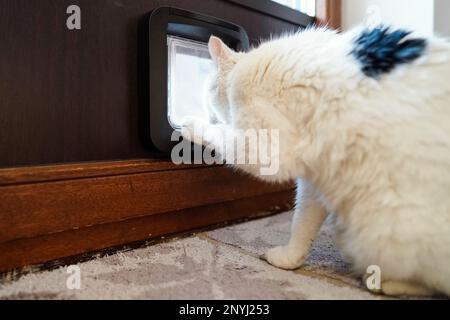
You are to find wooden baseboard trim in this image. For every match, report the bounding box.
[0,160,295,273]
[0,190,294,273]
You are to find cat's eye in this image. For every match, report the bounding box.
[141,7,249,153]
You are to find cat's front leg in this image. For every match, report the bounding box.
[180,117,228,156]
[262,180,328,270]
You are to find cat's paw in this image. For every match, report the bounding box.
[180,116,207,146]
[260,246,305,270]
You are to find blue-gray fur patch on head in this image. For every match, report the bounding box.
[351,26,427,78]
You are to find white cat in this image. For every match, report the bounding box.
[181,26,450,297]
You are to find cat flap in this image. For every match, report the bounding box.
[141,7,249,153]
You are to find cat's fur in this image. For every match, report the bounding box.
[181,26,450,297]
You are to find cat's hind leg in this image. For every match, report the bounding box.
[373,280,436,297]
[261,180,328,270]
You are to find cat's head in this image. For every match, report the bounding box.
[204,36,242,124]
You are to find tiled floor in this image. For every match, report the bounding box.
[0,212,382,300]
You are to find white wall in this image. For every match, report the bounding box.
[434,0,450,37]
[342,0,435,37]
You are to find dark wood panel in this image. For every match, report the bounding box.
[0,190,294,273]
[228,0,314,26]
[0,0,301,167]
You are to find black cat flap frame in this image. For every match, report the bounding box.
[143,7,250,153]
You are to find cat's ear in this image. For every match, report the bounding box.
[209,36,235,64]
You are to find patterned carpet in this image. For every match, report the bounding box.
[0,212,382,300]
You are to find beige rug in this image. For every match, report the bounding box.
[0,212,384,300]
